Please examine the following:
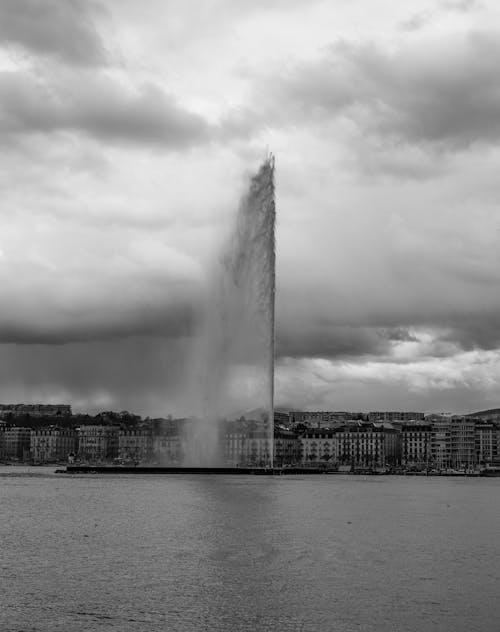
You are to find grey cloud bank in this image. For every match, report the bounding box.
[0,72,209,148]
[1,0,500,414]
[0,0,107,66]
[261,30,500,150]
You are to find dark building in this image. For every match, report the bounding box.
[274,426,300,466]
[399,423,432,467]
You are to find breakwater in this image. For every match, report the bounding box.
[62,465,333,475]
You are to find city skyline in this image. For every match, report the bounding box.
[2,1,500,415]
[3,405,500,472]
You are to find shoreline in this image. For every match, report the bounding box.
[57,465,500,477]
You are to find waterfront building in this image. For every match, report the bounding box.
[399,423,432,467]
[337,422,400,467]
[430,418,452,468]
[224,419,271,466]
[2,427,31,460]
[475,420,500,464]
[30,428,77,463]
[119,427,153,463]
[299,429,337,464]
[152,419,183,464]
[0,423,5,459]
[273,426,300,466]
[450,417,476,468]
[77,425,119,463]
[368,411,425,423]
[429,416,476,469]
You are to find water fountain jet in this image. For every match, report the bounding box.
[182,155,276,467]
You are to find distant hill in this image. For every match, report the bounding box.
[466,408,500,417]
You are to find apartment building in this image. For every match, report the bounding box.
[77,425,119,463]
[224,420,271,466]
[31,428,77,463]
[400,423,432,467]
[118,427,153,463]
[274,426,300,466]
[450,417,476,468]
[475,421,500,464]
[2,427,31,460]
[152,419,184,464]
[337,422,400,467]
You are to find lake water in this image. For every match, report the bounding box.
[1,467,499,631]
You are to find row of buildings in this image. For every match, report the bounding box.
[293,418,499,469]
[1,413,500,468]
[286,410,426,426]
[0,404,72,418]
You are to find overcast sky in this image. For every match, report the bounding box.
[1,0,500,415]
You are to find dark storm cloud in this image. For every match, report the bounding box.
[264,30,500,149]
[0,253,203,345]
[0,301,197,345]
[276,323,418,360]
[0,337,190,416]
[0,73,209,148]
[436,315,500,353]
[0,0,107,66]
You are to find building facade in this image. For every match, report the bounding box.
[274,411,290,426]
[400,423,432,467]
[151,419,185,464]
[299,429,337,464]
[450,417,476,468]
[274,427,300,466]
[290,411,361,427]
[30,428,77,463]
[77,426,119,463]
[0,422,5,459]
[430,418,452,468]
[223,420,271,466]
[368,412,425,423]
[118,428,153,463]
[475,421,500,464]
[2,427,31,460]
[337,423,400,467]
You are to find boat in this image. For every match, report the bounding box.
[479,466,500,477]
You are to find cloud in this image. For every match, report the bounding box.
[440,0,481,12]
[275,350,500,413]
[0,0,499,416]
[0,0,108,66]
[0,337,191,416]
[0,71,209,148]
[400,11,434,32]
[0,300,197,345]
[262,30,500,151]
[400,1,481,32]
[436,316,500,353]
[276,322,420,360]
[0,221,205,344]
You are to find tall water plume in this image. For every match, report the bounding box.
[182,156,276,466]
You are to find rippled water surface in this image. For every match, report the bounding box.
[1,467,500,631]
